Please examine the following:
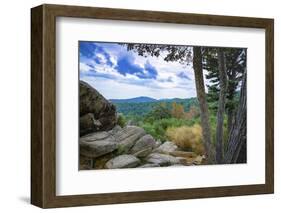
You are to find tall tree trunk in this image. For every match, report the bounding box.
[227,109,234,134]
[216,49,228,163]
[226,69,237,134]
[224,72,247,163]
[193,47,214,161]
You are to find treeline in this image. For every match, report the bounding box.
[112,98,198,117]
[122,43,247,164]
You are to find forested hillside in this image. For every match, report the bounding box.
[111,97,198,116]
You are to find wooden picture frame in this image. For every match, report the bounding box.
[31,4,274,208]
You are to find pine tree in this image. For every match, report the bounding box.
[203,48,246,132]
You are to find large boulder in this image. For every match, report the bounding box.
[114,126,146,154]
[80,81,117,135]
[130,135,156,157]
[79,132,117,158]
[105,155,140,169]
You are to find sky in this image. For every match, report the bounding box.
[79,41,199,100]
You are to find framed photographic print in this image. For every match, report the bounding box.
[31,4,274,208]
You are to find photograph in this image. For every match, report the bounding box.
[78,41,247,170]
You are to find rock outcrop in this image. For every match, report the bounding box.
[79,124,205,169]
[79,82,204,170]
[79,132,117,158]
[80,81,117,136]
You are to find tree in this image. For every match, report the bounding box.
[121,43,214,160]
[225,49,246,133]
[203,48,220,112]
[185,105,199,120]
[144,102,171,123]
[215,49,228,163]
[193,47,214,160]
[224,72,247,163]
[204,48,246,133]
[171,102,185,119]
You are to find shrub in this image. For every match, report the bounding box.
[166,124,205,155]
[141,122,167,142]
[140,118,197,142]
[117,113,126,128]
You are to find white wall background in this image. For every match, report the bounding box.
[0,0,279,212]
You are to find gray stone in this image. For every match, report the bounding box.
[105,155,140,169]
[130,135,156,157]
[109,125,122,135]
[154,141,178,154]
[80,113,102,136]
[133,148,153,158]
[80,131,111,142]
[138,163,160,168]
[80,133,117,158]
[153,140,162,149]
[114,126,146,154]
[145,153,180,166]
[169,164,186,167]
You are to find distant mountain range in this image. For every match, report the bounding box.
[110,96,198,116]
[109,96,191,103]
[110,96,156,103]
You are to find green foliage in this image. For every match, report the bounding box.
[140,117,199,142]
[208,113,228,147]
[112,98,201,142]
[113,98,198,117]
[144,103,172,123]
[117,113,126,128]
[204,47,246,115]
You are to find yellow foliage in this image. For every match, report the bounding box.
[171,102,185,119]
[166,124,205,155]
[171,102,199,120]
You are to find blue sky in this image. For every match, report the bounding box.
[79,41,198,99]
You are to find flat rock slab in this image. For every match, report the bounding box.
[114,126,146,141]
[154,141,178,154]
[80,133,117,158]
[105,155,140,169]
[114,126,146,154]
[130,135,156,157]
[145,153,180,166]
[80,131,112,142]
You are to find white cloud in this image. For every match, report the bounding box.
[79,62,92,73]
[80,43,199,99]
[81,75,196,100]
